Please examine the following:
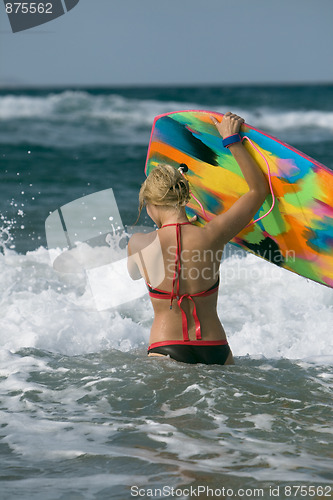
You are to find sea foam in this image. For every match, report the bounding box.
[1,241,332,363]
[1,91,332,148]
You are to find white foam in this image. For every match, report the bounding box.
[0,91,192,126]
[0,242,332,362]
[0,246,150,355]
[242,413,275,431]
[241,108,333,144]
[0,91,332,146]
[220,253,333,362]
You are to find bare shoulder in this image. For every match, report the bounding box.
[128,230,157,253]
[189,223,223,248]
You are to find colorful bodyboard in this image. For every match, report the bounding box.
[145,110,333,288]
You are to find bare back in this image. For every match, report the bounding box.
[128,223,227,345]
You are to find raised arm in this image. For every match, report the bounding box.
[204,112,270,245]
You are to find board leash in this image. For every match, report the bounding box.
[242,135,275,226]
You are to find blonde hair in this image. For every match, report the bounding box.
[138,164,190,220]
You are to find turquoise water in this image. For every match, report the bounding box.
[0,85,333,499]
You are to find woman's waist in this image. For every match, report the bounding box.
[149,317,226,344]
[148,338,229,350]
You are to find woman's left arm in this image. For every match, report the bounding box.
[127,235,143,280]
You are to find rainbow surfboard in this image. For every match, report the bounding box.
[145,110,333,288]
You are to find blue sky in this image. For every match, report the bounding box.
[1,0,333,86]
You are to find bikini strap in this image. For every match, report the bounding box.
[160,222,192,309]
[160,222,192,228]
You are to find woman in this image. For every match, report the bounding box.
[127,112,270,365]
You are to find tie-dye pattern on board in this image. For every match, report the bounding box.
[145,110,333,288]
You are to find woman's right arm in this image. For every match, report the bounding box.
[204,112,270,245]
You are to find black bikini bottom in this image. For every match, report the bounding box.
[147,343,231,365]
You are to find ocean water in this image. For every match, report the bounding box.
[0,85,333,500]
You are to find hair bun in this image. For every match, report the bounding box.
[179,163,189,173]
